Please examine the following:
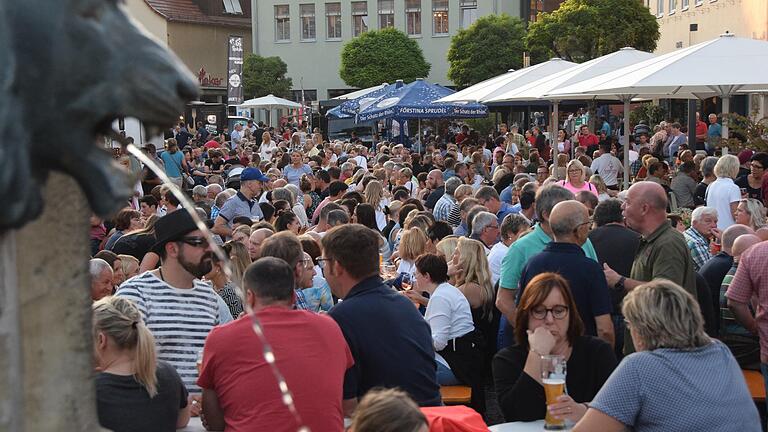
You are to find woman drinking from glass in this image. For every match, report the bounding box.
[493,273,616,423]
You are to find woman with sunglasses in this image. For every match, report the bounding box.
[493,272,617,424]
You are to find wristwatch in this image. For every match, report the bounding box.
[614,276,626,291]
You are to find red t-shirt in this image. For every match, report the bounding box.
[204,140,221,149]
[696,120,708,141]
[578,133,599,148]
[198,307,353,432]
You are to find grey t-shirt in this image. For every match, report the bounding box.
[591,340,760,432]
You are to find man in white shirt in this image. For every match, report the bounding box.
[488,214,529,286]
[590,142,623,190]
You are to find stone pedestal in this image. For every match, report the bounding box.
[0,173,101,431]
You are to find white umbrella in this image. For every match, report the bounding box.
[436,58,577,103]
[238,94,302,110]
[548,33,768,141]
[332,84,388,100]
[486,48,657,164]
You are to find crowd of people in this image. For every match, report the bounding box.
[88,115,768,431]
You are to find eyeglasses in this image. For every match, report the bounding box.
[177,236,209,248]
[317,257,334,269]
[531,305,569,320]
[485,224,499,231]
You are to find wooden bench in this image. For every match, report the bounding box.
[440,385,472,405]
[743,370,765,402]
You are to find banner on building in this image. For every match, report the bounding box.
[227,36,244,106]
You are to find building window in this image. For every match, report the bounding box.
[290,89,318,102]
[275,5,290,42]
[433,0,448,35]
[352,2,369,37]
[669,0,676,13]
[378,0,394,29]
[223,0,243,15]
[405,0,421,36]
[326,3,342,39]
[529,0,544,22]
[681,0,689,8]
[300,4,316,41]
[460,0,477,28]
[695,0,703,5]
[656,0,664,16]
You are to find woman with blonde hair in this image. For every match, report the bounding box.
[706,154,742,230]
[258,131,277,161]
[94,296,190,431]
[117,254,140,281]
[560,159,597,197]
[364,180,389,231]
[734,198,767,230]
[574,280,759,431]
[589,174,611,202]
[397,228,430,281]
[204,243,246,318]
[350,388,428,432]
[454,238,494,315]
[222,241,251,287]
[231,224,251,247]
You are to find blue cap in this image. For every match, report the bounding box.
[240,167,270,182]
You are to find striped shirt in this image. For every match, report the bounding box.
[116,271,223,394]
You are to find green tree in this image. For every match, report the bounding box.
[340,28,430,88]
[526,0,660,63]
[242,54,293,98]
[447,14,526,88]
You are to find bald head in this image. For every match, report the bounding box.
[631,182,667,211]
[732,234,762,259]
[550,200,590,243]
[272,179,287,188]
[721,224,755,254]
[756,227,768,242]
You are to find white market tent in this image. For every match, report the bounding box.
[486,47,657,163]
[436,58,577,103]
[332,84,388,100]
[542,35,768,188]
[548,33,768,140]
[238,94,302,110]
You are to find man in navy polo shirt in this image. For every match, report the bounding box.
[322,224,441,415]
[518,200,614,347]
[212,167,270,238]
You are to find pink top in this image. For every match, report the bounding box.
[560,180,598,197]
[726,241,768,361]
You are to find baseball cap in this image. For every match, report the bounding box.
[240,167,270,182]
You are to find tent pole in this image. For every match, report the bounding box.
[551,101,559,161]
[721,96,730,155]
[623,98,631,190]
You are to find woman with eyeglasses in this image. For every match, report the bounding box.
[560,159,598,197]
[493,272,617,423]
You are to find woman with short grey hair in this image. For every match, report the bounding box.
[706,155,742,230]
[574,279,760,432]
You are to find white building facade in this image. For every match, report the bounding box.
[251,0,523,101]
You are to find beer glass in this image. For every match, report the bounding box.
[541,354,567,430]
[401,273,412,291]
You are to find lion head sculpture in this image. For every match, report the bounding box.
[0,0,198,230]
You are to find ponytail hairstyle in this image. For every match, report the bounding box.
[92,296,158,398]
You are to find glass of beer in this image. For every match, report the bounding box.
[541,354,567,430]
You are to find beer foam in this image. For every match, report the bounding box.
[543,378,565,385]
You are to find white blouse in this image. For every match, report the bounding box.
[424,282,475,352]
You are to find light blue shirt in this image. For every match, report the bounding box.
[161,151,184,178]
[591,341,760,432]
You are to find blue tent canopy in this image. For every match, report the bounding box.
[326,79,487,122]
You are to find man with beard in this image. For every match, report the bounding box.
[117,209,232,412]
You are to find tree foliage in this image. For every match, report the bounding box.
[242,54,293,98]
[340,28,431,88]
[630,103,668,128]
[724,113,768,153]
[447,14,526,88]
[526,0,660,63]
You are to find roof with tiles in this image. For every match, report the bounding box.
[144,0,251,28]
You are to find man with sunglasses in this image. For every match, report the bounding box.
[212,167,270,238]
[117,210,233,413]
[517,200,614,348]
